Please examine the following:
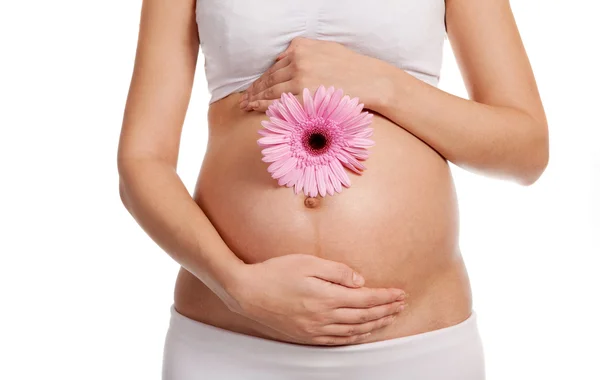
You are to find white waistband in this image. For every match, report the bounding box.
[167,305,480,367]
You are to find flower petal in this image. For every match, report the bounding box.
[336,151,349,164]
[343,114,374,134]
[283,92,308,124]
[281,172,297,187]
[349,138,376,148]
[324,167,335,195]
[315,166,327,197]
[261,143,290,156]
[269,117,296,132]
[276,97,297,124]
[342,146,370,160]
[327,166,343,193]
[338,150,366,173]
[282,168,301,187]
[261,120,293,134]
[316,86,335,117]
[306,166,317,197]
[262,147,292,162]
[335,97,360,124]
[352,127,374,138]
[313,85,327,114]
[327,95,351,121]
[267,154,292,174]
[303,88,316,117]
[295,166,306,194]
[258,134,289,146]
[274,158,299,182]
[321,88,345,119]
[330,159,351,187]
[257,129,271,137]
[266,99,284,119]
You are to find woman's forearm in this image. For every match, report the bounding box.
[118,157,245,300]
[369,61,549,185]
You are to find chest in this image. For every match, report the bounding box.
[196,0,445,75]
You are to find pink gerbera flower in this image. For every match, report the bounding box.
[257,85,375,197]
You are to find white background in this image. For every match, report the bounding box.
[1,1,598,379]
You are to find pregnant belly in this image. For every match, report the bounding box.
[174,92,472,342]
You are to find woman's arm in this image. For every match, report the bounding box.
[370,0,549,185]
[118,0,407,345]
[117,0,244,303]
[240,0,548,186]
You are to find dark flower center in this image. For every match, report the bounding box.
[308,133,327,151]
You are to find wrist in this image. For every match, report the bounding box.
[219,259,254,313]
[210,253,247,294]
[363,57,395,113]
[220,257,249,295]
[193,250,248,307]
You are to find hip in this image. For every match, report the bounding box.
[162,304,486,380]
[173,254,472,344]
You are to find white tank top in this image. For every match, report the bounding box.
[195,0,446,104]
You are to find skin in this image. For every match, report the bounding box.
[241,0,548,186]
[118,0,548,347]
[118,0,407,347]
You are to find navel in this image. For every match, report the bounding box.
[304,196,320,209]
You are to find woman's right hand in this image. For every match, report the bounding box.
[224,254,407,346]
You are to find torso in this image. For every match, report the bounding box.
[197,0,447,103]
[173,0,469,344]
[173,93,473,344]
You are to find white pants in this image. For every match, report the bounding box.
[162,305,486,380]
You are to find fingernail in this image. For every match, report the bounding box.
[360,332,371,339]
[353,272,364,285]
[239,100,248,109]
[396,291,406,300]
[250,101,258,108]
[396,304,405,312]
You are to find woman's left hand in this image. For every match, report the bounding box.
[239,37,382,112]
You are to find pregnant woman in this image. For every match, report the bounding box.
[117,0,548,379]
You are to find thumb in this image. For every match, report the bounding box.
[310,258,365,288]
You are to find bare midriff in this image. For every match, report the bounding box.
[173,91,473,344]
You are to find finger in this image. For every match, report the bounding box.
[309,258,366,288]
[276,49,288,61]
[310,333,372,346]
[328,300,406,324]
[248,79,295,103]
[320,314,398,337]
[276,36,309,61]
[243,81,295,111]
[242,56,291,103]
[247,69,294,103]
[246,93,303,113]
[246,99,274,113]
[276,45,294,61]
[333,286,407,308]
[247,57,292,97]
